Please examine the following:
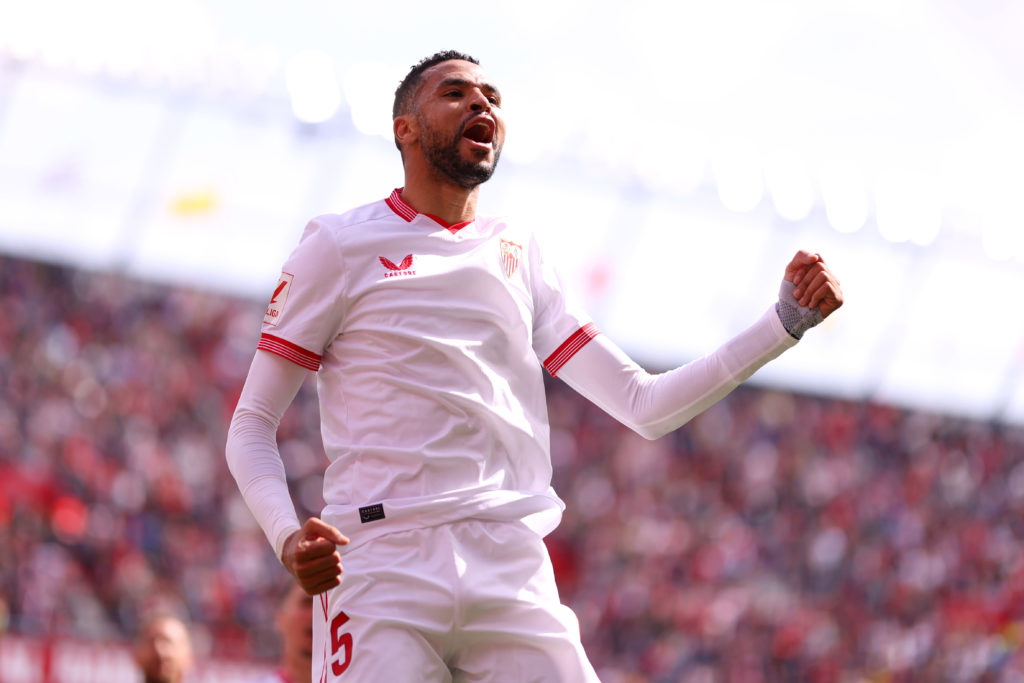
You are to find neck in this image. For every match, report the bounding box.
[282,660,305,683]
[400,166,480,225]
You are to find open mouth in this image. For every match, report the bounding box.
[462,119,495,145]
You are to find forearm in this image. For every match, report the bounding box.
[556,305,796,439]
[225,350,308,560]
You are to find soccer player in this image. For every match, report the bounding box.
[248,584,314,683]
[226,50,843,681]
[133,614,193,683]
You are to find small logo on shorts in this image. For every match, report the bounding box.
[359,503,386,523]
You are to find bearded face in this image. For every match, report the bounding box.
[417,111,502,190]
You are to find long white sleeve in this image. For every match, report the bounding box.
[225,349,310,561]
[555,305,797,440]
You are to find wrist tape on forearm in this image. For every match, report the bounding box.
[776,280,823,340]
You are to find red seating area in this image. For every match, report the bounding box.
[3,254,1024,680]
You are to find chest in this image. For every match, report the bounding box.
[341,227,533,332]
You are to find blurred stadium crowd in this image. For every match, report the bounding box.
[3,252,1024,682]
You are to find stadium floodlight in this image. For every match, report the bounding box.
[286,50,342,125]
[712,138,764,213]
[820,158,868,234]
[344,60,407,140]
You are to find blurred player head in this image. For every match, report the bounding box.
[392,50,504,189]
[276,583,314,683]
[134,614,193,683]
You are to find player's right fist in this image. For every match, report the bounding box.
[776,251,843,339]
[783,250,843,317]
[281,517,350,596]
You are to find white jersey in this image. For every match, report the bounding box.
[258,189,596,549]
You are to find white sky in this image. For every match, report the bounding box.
[1,0,1023,422]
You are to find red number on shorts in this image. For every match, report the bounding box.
[330,611,353,675]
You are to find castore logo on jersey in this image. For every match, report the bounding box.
[380,254,416,278]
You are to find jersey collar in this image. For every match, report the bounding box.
[385,188,473,234]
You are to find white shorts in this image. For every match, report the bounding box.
[312,518,599,682]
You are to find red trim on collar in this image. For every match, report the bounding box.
[385,188,417,222]
[384,188,472,234]
[424,213,472,233]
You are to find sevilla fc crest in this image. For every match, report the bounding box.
[499,239,523,279]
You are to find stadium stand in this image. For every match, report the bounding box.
[3,253,1024,681]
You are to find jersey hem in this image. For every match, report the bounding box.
[321,488,565,554]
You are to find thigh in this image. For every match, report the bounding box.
[313,527,456,683]
[449,521,600,683]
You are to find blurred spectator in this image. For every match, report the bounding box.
[246,583,314,683]
[134,613,193,683]
[3,253,1024,680]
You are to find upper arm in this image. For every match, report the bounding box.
[233,349,311,426]
[526,232,596,367]
[555,334,661,439]
[259,220,348,369]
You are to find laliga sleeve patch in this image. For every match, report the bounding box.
[264,272,293,326]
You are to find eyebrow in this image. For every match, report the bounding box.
[437,77,501,100]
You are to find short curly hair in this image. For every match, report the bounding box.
[392,50,480,152]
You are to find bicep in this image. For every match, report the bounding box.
[555,334,663,439]
[234,349,311,425]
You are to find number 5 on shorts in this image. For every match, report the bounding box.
[331,611,353,675]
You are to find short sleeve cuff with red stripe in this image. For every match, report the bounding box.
[260,324,599,376]
[258,333,321,371]
[543,323,600,377]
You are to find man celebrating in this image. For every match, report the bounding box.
[226,50,842,681]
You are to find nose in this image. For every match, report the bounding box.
[467,88,490,112]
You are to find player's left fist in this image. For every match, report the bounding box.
[784,250,843,318]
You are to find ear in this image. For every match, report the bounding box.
[394,114,418,148]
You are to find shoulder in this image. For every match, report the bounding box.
[476,212,538,246]
[303,198,397,242]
